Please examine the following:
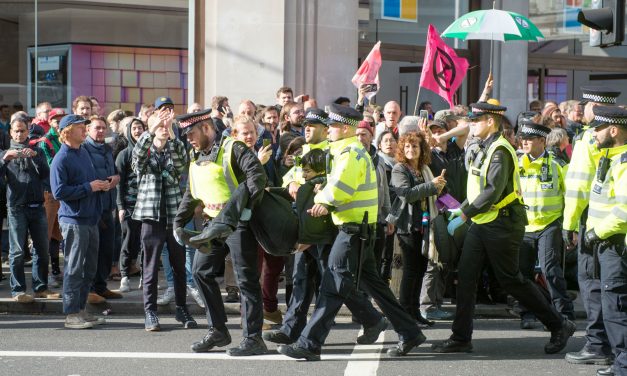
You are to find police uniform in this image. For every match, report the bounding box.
[278,104,426,361]
[583,106,627,376]
[517,121,574,325]
[172,109,269,356]
[433,102,575,354]
[564,87,620,366]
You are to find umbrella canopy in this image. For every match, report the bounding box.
[441,9,544,42]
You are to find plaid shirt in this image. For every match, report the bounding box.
[131,132,188,225]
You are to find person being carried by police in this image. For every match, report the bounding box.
[432,101,576,355]
[515,119,574,330]
[172,109,269,357]
[581,106,627,376]
[277,103,428,361]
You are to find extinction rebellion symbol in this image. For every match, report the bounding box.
[432,47,456,92]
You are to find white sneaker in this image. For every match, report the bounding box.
[80,309,106,325]
[48,275,60,288]
[119,277,131,293]
[157,287,175,305]
[187,285,205,308]
[65,313,95,329]
[13,292,34,303]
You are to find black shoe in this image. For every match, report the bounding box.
[545,319,576,354]
[597,366,615,376]
[277,343,321,361]
[565,349,612,365]
[262,330,294,345]
[416,312,435,328]
[226,335,268,356]
[387,332,427,357]
[175,306,197,329]
[431,338,473,353]
[144,310,160,331]
[190,223,233,247]
[356,317,388,344]
[191,327,232,352]
[520,317,535,330]
[224,288,239,303]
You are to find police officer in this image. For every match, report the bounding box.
[564,87,620,366]
[172,109,269,356]
[517,120,574,328]
[277,104,426,361]
[582,106,627,376]
[433,102,575,354]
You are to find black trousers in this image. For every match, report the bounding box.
[298,229,421,353]
[120,216,142,277]
[397,231,428,318]
[93,211,114,294]
[451,215,564,342]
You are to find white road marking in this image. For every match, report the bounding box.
[0,351,355,361]
[344,329,384,376]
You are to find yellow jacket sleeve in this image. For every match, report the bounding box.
[563,133,597,231]
[314,149,361,208]
[595,161,627,239]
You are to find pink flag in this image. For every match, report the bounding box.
[419,24,469,108]
[352,41,382,100]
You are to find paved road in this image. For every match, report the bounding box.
[0,315,600,376]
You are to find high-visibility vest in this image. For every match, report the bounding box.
[188,138,238,217]
[563,129,603,231]
[314,136,378,225]
[586,144,627,243]
[466,135,523,224]
[519,152,565,232]
[281,140,329,187]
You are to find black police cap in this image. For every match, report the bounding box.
[579,86,620,105]
[589,105,627,129]
[303,108,329,127]
[325,103,363,126]
[467,101,507,120]
[518,119,551,139]
[175,108,213,136]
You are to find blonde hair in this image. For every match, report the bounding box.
[59,125,76,143]
[231,115,256,137]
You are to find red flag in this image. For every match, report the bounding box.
[352,41,382,100]
[419,24,469,109]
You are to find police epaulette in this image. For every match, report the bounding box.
[621,151,627,164]
[341,146,351,154]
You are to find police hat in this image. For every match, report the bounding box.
[175,108,213,136]
[325,103,363,126]
[302,108,329,127]
[579,86,620,105]
[154,96,174,109]
[467,101,507,120]
[518,119,551,139]
[589,105,627,129]
[59,114,90,131]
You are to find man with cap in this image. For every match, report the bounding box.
[516,119,574,329]
[433,109,460,131]
[50,115,110,329]
[583,105,627,376]
[563,86,620,367]
[172,109,269,356]
[277,103,427,361]
[432,101,575,354]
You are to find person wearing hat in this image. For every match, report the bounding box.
[563,86,621,367]
[172,108,269,356]
[277,103,427,361]
[433,109,460,131]
[432,102,575,354]
[581,106,627,376]
[132,109,196,332]
[50,115,110,329]
[515,120,574,330]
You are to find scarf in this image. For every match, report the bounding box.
[9,139,31,171]
[377,151,396,169]
[420,164,439,263]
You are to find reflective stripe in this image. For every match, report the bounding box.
[222,140,237,193]
[565,190,588,200]
[330,178,356,196]
[566,171,593,181]
[522,189,562,198]
[611,206,627,221]
[336,198,379,212]
[617,194,627,205]
[357,181,378,191]
[526,203,563,213]
[587,207,607,220]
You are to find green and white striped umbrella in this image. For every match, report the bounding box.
[441,9,544,42]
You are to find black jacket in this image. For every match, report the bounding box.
[295,176,337,245]
[0,145,49,207]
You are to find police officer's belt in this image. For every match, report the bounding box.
[338,223,374,235]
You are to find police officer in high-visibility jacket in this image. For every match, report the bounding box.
[172,109,269,357]
[564,87,620,367]
[582,106,627,376]
[432,101,575,354]
[277,104,427,361]
[517,120,574,329]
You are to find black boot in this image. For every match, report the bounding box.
[191,327,231,352]
[226,335,268,356]
[545,319,576,354]
[387,332,427,357]
[175,305,197,329]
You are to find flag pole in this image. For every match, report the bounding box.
[413,86,422,116]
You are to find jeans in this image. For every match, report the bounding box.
[8,206,49,295]
[93,211,114,294]
[61,223,99,314]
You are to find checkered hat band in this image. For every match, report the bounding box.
[582,93,617,104]
[179,113,211,129]
[328,112,359,126]
[306,113,327,122]
[521,125,548,138]
[594,115,627,125]
[471,107,505,116]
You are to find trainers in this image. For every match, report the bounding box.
[175,305,198,329]
[263,309,283,325]
[224,287,239,303]
[545,319,576,354]
[157,287,175,305]
[48,275,60,288]
[187,286,205,308]
[424,309,455,321]
[13,292,34,303]
[87,292,106,304]
[262,330,294,345]
[65,313,95,329]
[226,335,268,356]
[119,277,131,293]
[33,289,61,299]
[357,317,388,344]
[145,310,161,331]
[80,309,106,325]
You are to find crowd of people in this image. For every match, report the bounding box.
[0,81,625,374]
